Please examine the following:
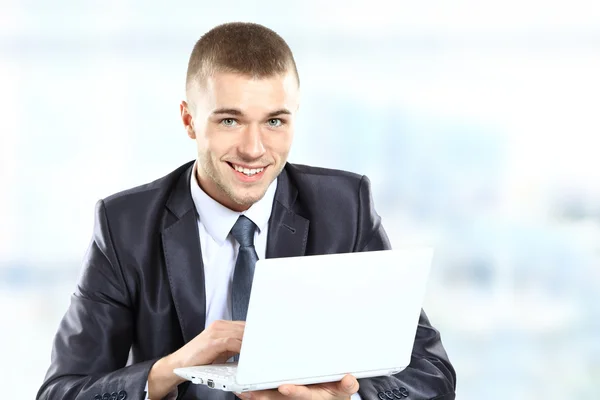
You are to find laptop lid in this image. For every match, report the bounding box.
[235,247,433,385]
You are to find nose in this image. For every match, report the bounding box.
[238,124,266,159]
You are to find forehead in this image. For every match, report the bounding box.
[194,71,299,112]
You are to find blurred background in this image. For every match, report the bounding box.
[1,0,599,398]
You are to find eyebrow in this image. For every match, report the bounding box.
[211,108,292,118]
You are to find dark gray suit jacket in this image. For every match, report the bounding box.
[37,161,456,400]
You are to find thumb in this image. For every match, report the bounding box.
[338,375,359,395]
[213,351,237,364]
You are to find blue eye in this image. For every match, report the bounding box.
[268,119,282,127]
[221,119,237,126]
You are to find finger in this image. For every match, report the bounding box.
[335,375,359,395]
[212,350,239,364]
[215,337,243,353]
[278,384,312,399]
[245,388,283,400]
[208,320,246,332]
[209,330,245,342]
[210,325,246,339]
[204,337,242,361]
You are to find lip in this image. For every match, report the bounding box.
[227,162,268,170]
[227,162,268,183]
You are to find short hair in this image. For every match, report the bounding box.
[185,22,299,98]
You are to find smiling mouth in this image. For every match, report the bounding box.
[227,162,267,177]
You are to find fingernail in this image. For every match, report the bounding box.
[281,387,291,396]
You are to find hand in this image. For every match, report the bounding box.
[148,320,245,399]
[235,374,359,400]
[172,319,246,366]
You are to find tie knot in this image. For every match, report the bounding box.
[231,215,257,248]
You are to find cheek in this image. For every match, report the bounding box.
[266,132,293,157]
[194,128,210,152]
[201,131,232,158]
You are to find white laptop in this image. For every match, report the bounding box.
[174,247,433,393]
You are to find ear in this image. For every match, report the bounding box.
[180,101,196,139]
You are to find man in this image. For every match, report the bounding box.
[37,22,456,400]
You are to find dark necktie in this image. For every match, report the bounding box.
[231,215,259,324]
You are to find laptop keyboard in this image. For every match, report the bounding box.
[192,364,238,378]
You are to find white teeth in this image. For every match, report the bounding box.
[232,164,264,176]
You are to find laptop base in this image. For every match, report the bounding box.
[174,364,405,392]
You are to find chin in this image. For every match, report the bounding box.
[219,167,277,207]
[230,187,268,207]
[234,192,265,207]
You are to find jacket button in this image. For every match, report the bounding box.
[117,390,127,400]
[110,392,118,400]
[378,392,387,400]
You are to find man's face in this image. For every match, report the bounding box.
[181,70,299,211]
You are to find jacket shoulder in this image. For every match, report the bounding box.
[285,163,363,181]
[284,163,382,253]
[284,162,368,206]
[286,163,364,186]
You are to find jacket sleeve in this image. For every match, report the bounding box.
[37,200,158,400]
[352,176,457,400]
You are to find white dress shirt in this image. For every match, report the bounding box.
[146,163,360,400]
[145,163,275,399]
[190,164,276,329]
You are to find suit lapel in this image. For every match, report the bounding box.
[162,163,206,344]
[266,166,310,259]
[160,163,310,345]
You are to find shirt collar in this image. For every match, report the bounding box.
[189,161,277,245]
